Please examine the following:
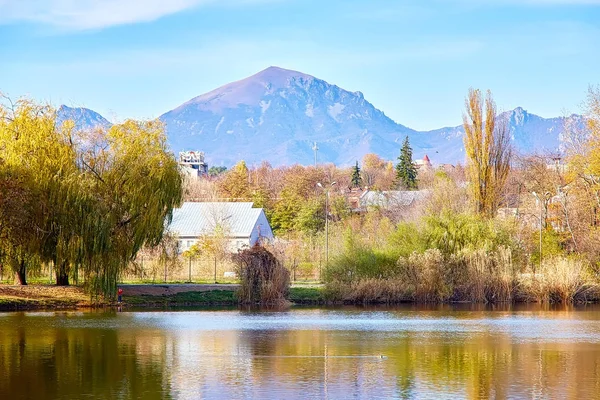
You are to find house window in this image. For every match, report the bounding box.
[186,240,194,249]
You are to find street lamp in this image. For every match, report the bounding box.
[532,191,551,272]
[317,181,337,282]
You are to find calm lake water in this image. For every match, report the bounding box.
[2,305,600,399]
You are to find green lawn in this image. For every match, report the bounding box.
[288,287,327,303]
[123,286,327,306]
[123,290,237,306]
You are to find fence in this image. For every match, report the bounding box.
[122,255,321,283]
[0,256,322,285]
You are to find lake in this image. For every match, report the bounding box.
[1,304,600,399]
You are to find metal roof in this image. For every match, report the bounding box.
[168,202,265,238]
[359,190,431,208]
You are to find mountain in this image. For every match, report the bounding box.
[57,67,580,166]
[56,105,112,131]
[160,66,427,166]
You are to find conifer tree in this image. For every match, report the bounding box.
[351,161,362,188]
[395,136,418,189]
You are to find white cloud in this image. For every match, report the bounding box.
[0,0,278,30]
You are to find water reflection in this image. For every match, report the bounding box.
[1,305,600,399]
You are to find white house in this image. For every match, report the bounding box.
[168,202,274,253]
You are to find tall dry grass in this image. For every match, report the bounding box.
[325,279,410,304]
[463,247,516,303]
[399,249,453,302]
[325,247,600,304]
[521,257,593,303]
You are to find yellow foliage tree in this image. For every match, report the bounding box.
[463,88,512,218]
[568,87,600,209]
[218,160,251,200]
[0,95,182,294]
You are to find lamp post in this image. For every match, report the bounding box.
[532,191,551,272]
[317,181,337,282]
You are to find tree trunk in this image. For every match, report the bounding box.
[55,261,69,286]
[15,259,27,285]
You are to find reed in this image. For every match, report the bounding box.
[522,257,591,303]
[462,247,516,303]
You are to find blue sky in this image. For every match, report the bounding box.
[0,0,599,130]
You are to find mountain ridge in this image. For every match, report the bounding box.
[57,67,579,166]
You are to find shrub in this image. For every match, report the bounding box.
[235,245,290,305]
[324,230,399,283]
[529,228,565,269]
[388,222,427,258]
[422,213,516,256]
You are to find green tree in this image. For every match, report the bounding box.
[351,161,362,188]
[271,189,303,233]
[295,197,325,235]
[395,136,418,190]
[208,166,227,177]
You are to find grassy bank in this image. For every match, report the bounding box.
[3,280,598,311]
[122,286,328,307]
[123,290,237,306]
[0,284,329,310]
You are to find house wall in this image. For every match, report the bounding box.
[177,237,252,253]
[174,208,274,253]
[250,210,274,246]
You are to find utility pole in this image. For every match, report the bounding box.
[312,142,319,167]
[317,181,337,282]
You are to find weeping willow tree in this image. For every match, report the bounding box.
[79,119,183,298]
[0,96,78,284]
[463,88,512,218]
[0,95,182,296]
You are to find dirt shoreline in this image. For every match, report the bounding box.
[0,285,92,310]
[0,284,242,310]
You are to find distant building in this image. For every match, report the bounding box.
[345,187,364,210]
[355,189,431,211]
[415,154,432,170]
[168,202,274,253]
[178,151,208,178]
[438,163,456,173]
[547,155,568,174]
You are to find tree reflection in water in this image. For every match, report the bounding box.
[1,305,600,399]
